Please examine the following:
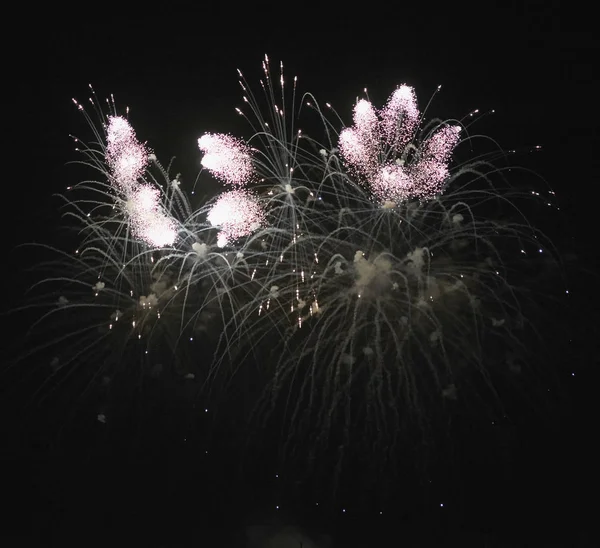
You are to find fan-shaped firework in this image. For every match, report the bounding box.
[7,56,564,494]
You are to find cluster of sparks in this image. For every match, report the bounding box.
[338,86,461,204]
[102,80,462,251]
[196,83,462,250]
[106,115,148,190]
[106,116,176,247]
[206,189,266,248]
[198,133,265,247]
[198,133,254,187]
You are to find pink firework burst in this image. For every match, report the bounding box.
[207,189,265,248]
[198,133,254,187]
[125,185,176,247]
[338,87,461,203]
[407,124,461,199]
[106,116,148,191]
[371,164,414,203]
[338,100,380,177]
[380,85,419,151]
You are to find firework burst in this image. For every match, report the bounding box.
[198,133,255,187]
[7,56,565,496]
[339,87,462,204]
[207,189,266,247]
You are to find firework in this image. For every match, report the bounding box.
[105,115,177,247]
[339,87,461,204]
[124,184,177,247]
[380,85,419,150]
[198,133,254,187]
[106,115,149,191]
[9,56,564,496]
[207,189,266,247]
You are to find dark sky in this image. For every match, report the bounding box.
[4,2,599,546]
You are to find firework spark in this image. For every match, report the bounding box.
[408,124,462,199]
[338,87,461,204]
[106,116,148,191]
[125,185,176,247]
[338,100,380,177]
[380,84,419,150]
[104,116,176,247]
[207,189,265,247]
[198,133,254,187]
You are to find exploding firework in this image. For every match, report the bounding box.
[198,133,255,188]
[6,57,566,496]
[207,189,266,248]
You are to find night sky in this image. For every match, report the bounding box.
[3,2,599,546]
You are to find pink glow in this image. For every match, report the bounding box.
[338,88,461,203]
[372,164,413,203]
[207,190,265,247]
[338,100,379,177]
[106,116,148,190]
[125,185,176,247]
[198,133,254,187]
[406,124,461,199]
[381,85,419,151]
